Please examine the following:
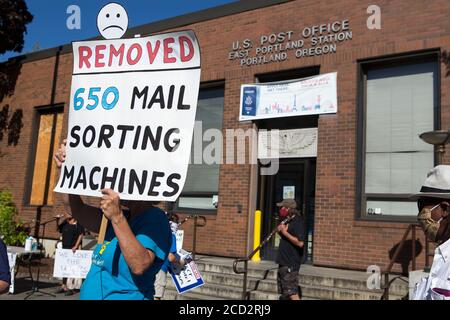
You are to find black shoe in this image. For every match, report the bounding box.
[55,287,66,294]
[64,289,74,296]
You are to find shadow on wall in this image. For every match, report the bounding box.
[388,239,423,276]
[0,105,23,148]
[442,51,450,77]
[0,58,24,157]
[0,58,23,103]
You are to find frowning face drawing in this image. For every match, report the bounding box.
[97,3,128,39]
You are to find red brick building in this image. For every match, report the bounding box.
[1,0,449,272]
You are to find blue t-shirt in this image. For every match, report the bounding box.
[80,207,171,300]
[0,239,10,285]
[160,233,177,273]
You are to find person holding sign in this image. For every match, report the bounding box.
[54,141,172,300]
[55,213,85,296]
[0,238,10,294]
[52,3,200,300]
[154,214,185,300]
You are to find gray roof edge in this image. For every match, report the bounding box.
[1,0,292,65]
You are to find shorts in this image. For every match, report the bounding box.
[277,265,300,298]
[154,269,168,299]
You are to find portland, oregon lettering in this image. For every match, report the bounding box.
[228,19,352,67]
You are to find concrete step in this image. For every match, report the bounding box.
[163,288,226,301]
[166,280,244,300]
[194,261,408,298]
[164,270,406,300]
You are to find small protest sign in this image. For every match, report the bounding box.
[175,230,184,254]
[169,260,204,294]
[53,249,93,278]
[54,29,201,201]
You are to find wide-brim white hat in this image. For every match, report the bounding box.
[410,165,450,200]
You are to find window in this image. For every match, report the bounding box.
[176,85,224,212]
[29,106,64,206]
[359,52,439,218]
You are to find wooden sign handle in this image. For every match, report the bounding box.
[97,215,108,244]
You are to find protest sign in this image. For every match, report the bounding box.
[7,252,16,294]
[54,30,201,201]
[53,249,93,278]
[169,260,204,294]
[239,72,337,121]
[176,229,184,254]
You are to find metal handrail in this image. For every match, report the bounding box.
[233,258,249,300]
[233,214,296,300]
[178,215,206,260]
[380,223,433,300]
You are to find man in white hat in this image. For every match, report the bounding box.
[412,165,450,299]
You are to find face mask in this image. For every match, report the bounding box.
[417,205,441,242]
[279,207,289,218]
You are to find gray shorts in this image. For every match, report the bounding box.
[154,269,168,299]
[277,265,300,298]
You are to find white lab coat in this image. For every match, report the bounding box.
[413,238,450,300]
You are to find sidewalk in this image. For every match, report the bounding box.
[1,258,79,300]
[0,277,79,300]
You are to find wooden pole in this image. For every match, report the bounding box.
[97,215,108,244]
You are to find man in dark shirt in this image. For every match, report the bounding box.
[0,238,11,294]
[56,213,85,295]
[275,199,305,300]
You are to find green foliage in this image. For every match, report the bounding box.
[0,190,27,246]
[0,0,34,55]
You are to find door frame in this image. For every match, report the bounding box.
[258,157,316,263]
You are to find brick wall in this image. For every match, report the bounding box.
[1,0,449,271]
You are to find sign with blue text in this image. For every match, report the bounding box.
[53,249,93,278]
[239,72,337,121]
[169,260,205,294]
[54,29,201,201]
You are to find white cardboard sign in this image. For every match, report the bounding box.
[54,30,201,201]
[53,249,93,278]
[169,260,204,294]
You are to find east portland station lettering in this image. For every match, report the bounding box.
[229,19,353,66]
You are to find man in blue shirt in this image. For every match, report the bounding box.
[0,238,10,294]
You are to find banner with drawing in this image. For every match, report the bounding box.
[54,30,201,201]
[239,72,337,121]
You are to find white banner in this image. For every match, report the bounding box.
[53,249,93,279]
[54,30,201,201]
[240,72,337,121]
